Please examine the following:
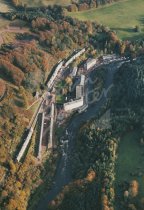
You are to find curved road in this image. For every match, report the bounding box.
[34,60,125,210]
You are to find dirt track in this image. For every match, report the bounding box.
[0,26,29,45]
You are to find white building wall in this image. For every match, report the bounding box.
[16,99,44,162]
[65,48,85,67]
[47,61,64,89]
[76,85,83,99]
[102,54,116,60]
[71,67,78,77]
[48,103,54,149]
[85,58,97,70]
[16,127,34,162]
[80,74,85,86]
[37,112,45,160]
[64,98,84,111]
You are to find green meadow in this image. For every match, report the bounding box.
[115,131,144,208]
[69,0,144,40]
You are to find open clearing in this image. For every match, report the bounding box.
[22,0,71,7]
[69,0,144,40]
[115,131,144,208]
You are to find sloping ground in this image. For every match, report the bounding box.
[69,0,144,40]
[0,25,29,45]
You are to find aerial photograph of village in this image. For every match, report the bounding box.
[0,0,144,210]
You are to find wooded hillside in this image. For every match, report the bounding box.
[68,0,121,11]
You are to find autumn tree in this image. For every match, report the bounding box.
[129,180,139,198]
[65,77,73,86]
[8,159,16,175]
[68,4,78,12]
[12,0,21,6]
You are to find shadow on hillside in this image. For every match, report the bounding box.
[125,33,144,41]
[138,16,144,25]
[16,33,39,42]
[111,26,144,41]
[0,72,13,84]
[14,99,24,107]
[111,27,134,33]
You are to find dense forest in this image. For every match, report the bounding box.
[47,128,117,210]
[4,6,144,58]
[0,42,54,90]
[4,5,144,59]
[68,0,121,11]
[4,5,121,55]
[111,58,144,134]
[10,0,121,11]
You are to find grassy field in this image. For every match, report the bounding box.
[22,0,71,7]
[115,131,144,208]
[69,0,144,40]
